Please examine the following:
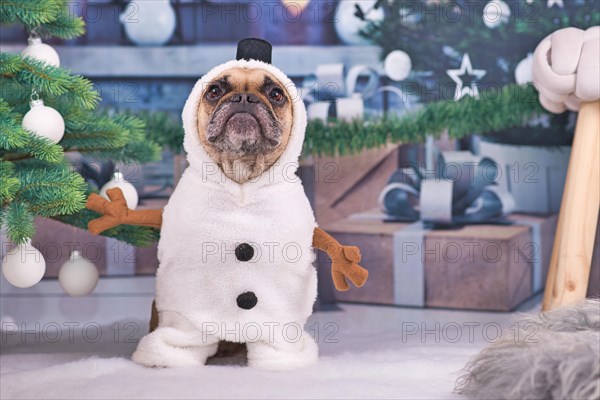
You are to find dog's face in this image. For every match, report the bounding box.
[197,67,294,183]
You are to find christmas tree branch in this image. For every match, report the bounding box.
[3,202,36,245]
[0,0,60,27]
[15,164,87,217]
[0,161,20,204]
[0,54,98,109]
[0,0,84,39]
[0,115,64,163]
[55,209,161,248]
[35,2,85,39]
[1,1,163,247]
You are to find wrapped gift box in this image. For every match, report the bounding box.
[477,140,570,214]
[318,211,558,311]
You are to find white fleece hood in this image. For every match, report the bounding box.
[181,59,308,192]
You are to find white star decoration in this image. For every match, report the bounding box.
[446,54,487,101]
[547,0,564,8]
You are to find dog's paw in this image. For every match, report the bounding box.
[247,334,318,371]
[132,328,217,368]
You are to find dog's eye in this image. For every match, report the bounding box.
[207,85,223,100]
[269,88,285,103]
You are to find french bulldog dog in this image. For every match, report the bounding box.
[86,39,368,371]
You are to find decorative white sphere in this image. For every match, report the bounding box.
[281,0,310,17]
[483,0,511,29]
[21,37,60,67]
[384,50,413,81]
[334,0,384,45]
[2,242,46,289]
[58,251,99,297]
[100,172,139,210]
[515,54,533,84]
[22,99,65,144]
[120,0,176,46]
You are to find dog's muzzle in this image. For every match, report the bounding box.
[236,291,258,310]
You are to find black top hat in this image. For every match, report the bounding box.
[236,38,272,64]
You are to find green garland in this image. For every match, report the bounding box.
[304,84,548,157]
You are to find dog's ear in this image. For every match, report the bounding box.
[236,38,272,64]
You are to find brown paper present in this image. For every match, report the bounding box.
[319,211,558,311]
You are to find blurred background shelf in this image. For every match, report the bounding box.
[0,45,383,78]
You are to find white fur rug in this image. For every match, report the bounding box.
[0,304,520,399]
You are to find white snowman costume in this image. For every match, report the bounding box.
[131,57,319,371]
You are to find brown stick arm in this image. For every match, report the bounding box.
[86,188,163,235]
[312,227,369,291]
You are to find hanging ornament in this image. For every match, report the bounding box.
[447,54,487,101]
[334,0,384,45]
[384,50,413,82]
[515,54,533,84]
[2,241,46,288]
[546,0,564,8]
[21,32,60,67]
[120,0,176,46]
[58,251,99,297]
[100,171,139,210]
[483,0,511,29]
[21,90,65,144]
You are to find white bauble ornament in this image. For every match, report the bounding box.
[281,0,310,17]
[483,0,511,29]
[515,54,533,84]
[334,0,384,45]
[100,172,139,210]
[2,241,46,288]
[120,0,176,46]
[21,37,60,67]
[384,50,412,81]
[58,251,99,297]
[22,98,65,144]
[546,0,564,8]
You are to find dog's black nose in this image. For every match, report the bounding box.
[229,93,260,104]
[236,292,257,310]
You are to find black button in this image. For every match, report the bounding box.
[236,292,258,310]
[235,243,254,262]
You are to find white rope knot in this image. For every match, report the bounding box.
[532,26,600,113]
